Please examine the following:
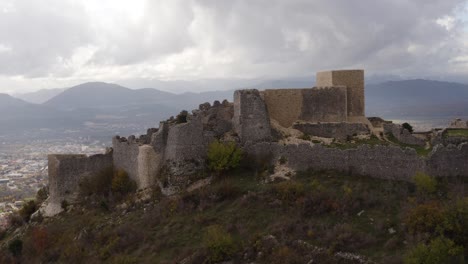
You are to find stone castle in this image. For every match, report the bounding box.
[44,70,468,216]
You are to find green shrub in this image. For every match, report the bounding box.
[19,200,38,223]
[441,197,468,246]
[299,134,311,141]
[8,239,23,257]
[405,202,445,235]
[36,186,49,204]
[402,122,414,133]
[404,236,464,264]
[207,140,243,176]
[7,213,24,227]
[176,110,188,123]
[111,169,137,196]
[271,181,305,202]
[204,225,236,262]
[413,172,437,195]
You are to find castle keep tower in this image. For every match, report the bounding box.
[316,69,365,118]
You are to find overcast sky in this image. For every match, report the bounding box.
[0,0,467,94]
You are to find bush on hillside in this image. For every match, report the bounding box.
[204,225,236,262]
[111,169,137,196]
[405,202,445,235]
[19,200,38,223]
[176,110,188,123]
[413,172,437,195]
[207,140,243,176]
[36,186,49,204]
[404,236,464,264]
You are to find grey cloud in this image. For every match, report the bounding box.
[0,0,466,86]
[0,0,94,77]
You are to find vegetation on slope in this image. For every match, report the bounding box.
[0,167,466,263]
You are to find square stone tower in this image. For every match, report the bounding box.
[316,70,365,118]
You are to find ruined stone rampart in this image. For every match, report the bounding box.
[261,89,303,127]
[384,123,426,146]
[46,151,112,215]
[293,122,370,140]
[233,89,272,144]
[246,142,468,180]
[112,136,141,186]
[426,143,468,177]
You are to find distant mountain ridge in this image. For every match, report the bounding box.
[15,87,67,104]
[2,78,468,139]
[366,79,468,118]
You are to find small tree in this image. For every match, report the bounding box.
[19,200,37,223]
[176,110,188,124]
[35,186,49,204]
[413,172,437,195]
[111,169,137,195]
[207,140,243,176]
[404,236,464,264]
[402,122,414,133]
[204,225,236,262]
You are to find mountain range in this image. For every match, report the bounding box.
[1,79,468,139]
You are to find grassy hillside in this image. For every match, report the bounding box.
[1,169,467,263]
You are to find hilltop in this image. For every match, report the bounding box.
[1,70,467,263]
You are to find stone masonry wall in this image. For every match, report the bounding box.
[246,142,468,181]
[261,87,348,127]
[300,86,348,123]
[384,123,426,146]
[233,89,272,144]
[46,151,113,215]
[293,122,370,140]
[261,89,303,128]
[112,136,141,185]
[316,70,365,117]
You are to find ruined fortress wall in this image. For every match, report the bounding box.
[246,142,468,180]
[48,152,113,205]
[293,122,370,140]
[262,87,348,127]
[261,89,303,127]
[316,70,364,117]
[426,143,468,177]
[384,123,426,146]
[233,89,272,144]
[112,137,140,185]
[300,87,348,123]
[164,117,207,176]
